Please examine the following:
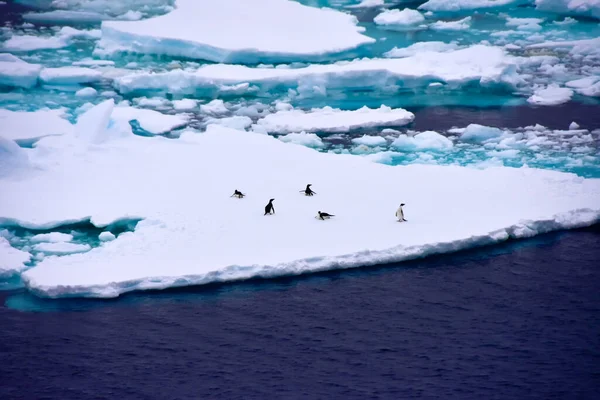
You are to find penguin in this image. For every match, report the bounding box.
[318,211,334,220]
[264,199,275,215]
[301,184,316,196]
[395,203,407,222]
[231,190,245,198]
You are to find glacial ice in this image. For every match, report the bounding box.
[374,9,426,30]
[527,84,574,105]
[0,108,73,143]
[0,55,41,88]
[40,67,103,85]
[256,105,415,133]
[535,0,600,20]
[97,0,375,63]
[0,237,31,277]
[114,46,520,96]
[0,125,597,298]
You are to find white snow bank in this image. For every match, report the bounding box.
[527,84,573,105]
[0,237,30,277]
[1,125,597,298]
[419,0,524,12]
[40,67,103,85]
[374,9,425,29]
[115,45,519,95]
[33,242,91,255]
[111,106,189,135]
[278,132,325,148]
[257,105,414,133]
[535,0,600,20]
[0,54,41,88]
[98,0,374,63]
[0,108,73,143]
[384,42,460,58]
[31,232,73,243]
[430,16,472,30]
[392,131,453,151]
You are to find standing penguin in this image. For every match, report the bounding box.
[301,184,316,196]
[264,198,275,215]
[231,190,245,198]
[318,211,334,220]
[395,203,407,222]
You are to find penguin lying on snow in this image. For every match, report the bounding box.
[301,184,316,196]
[396,203,407,222]
[231,190,245,198]
[318,211,334,220]
[264,199,275,215]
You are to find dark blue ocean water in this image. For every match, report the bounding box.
[1,227,599,400]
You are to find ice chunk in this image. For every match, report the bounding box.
[459,124,505,142]
[565,76,600,89]
[72,59,115,67]
[527,38,600,56]
[384,41,459,58]
[0,108,73,143]
[569,121,580,130]
[200,99,229,115]
[278,132,325,148]
[391,131,453,151]
[578,81,600,97]
[33,242,91,255]
[0,237,31,277]
[352,135,387,147]
[115,45,520,95]
[111,106,189,135]
[30,232,73,243]
[1,35,67,52]
[75,87,98,97]
[346,0,385,8]
[97,0,375,63]
[374,9,426,30]
[505,17,544,31]
[527,84,573,106]
[0,55,41,88]
[172,99,197,111]
[430,16,472,30]
[206,116,252,131]
[535,0,600,20]
[75,99,117,144]
[419,0,525,12]
[40,67,103,85]
[257,105,414,133]
[99,231,116,241]
[2,125,594,298]
[23,10,111,23]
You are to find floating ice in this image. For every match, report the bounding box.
[346,0,385,8]
[1,35,67,52]
[505,17,544,31]
[23,10,111,23]
[458,124,505,142]
[419,0,525,12]
[374,9,426,30]
[391,131,453,151]
[0,237,30,277]
[527,84,574,105]
[206,116,252,131]
[33,242,91,255]
[172,99,197,111]
[0,108,73,143]
[1,125,596,298]
[75,87,98,97]
[200,99,228,115]
[430,16,472,30]
[72,59,115,67]
[352,135,388,147]
[577,81,600,97]
[30,232,74,243]
[115,46,520,96]
[527,38,600,57]
[39,67,103,85]
[383,41,460,58]
[535,0,600,20]
[99,231,116,242]
[111,106,189,135]
[278,132,325,148]
[97,0,375,63]
[0,55,41,88]
[569,121,580,130]
[257,105,414,133]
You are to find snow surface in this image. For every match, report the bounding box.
[0,55,42,88]
[374,9,426,29]
[115,46,520,95]
[257,105,414,133]
[0,237,30,277]
[98,0,375,63]
[527,84,574,105]
[40,67,103,85]
[0,108,73,143]
[1,116,598,298]
[535,0,600,20]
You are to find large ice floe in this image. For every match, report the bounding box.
[535,0,600,20]
[0,54,42,89]
[114,45,520,96]
[96,0,375,63]
[419,0,527,12]
[0,102,599,298]
[256,105,415,133]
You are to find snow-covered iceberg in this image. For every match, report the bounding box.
[97,0,375,63]
[373,9,426,30]
[1,123,598,298]
[114,45,521,96]
[256,105,415,133]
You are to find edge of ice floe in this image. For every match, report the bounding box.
[21,208,600,298]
